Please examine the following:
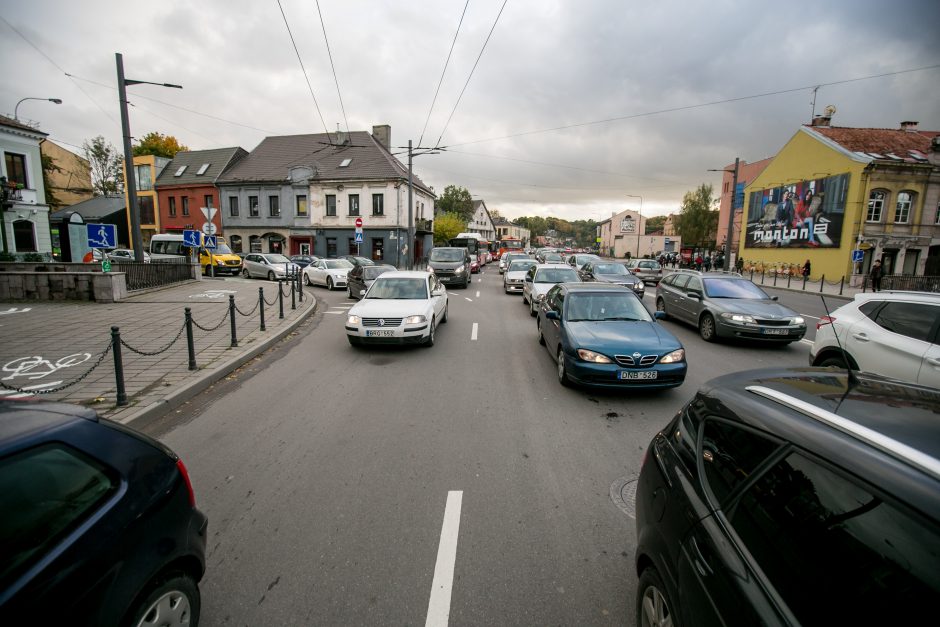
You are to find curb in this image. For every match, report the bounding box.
[117,296,318,426]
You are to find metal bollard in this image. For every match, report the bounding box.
[773,272,778,286]
[787,274,791,288]
[802,274,807,290]
[111,326,128,406]
[839,275,844,296]
[228,295,238,347]
[819,274,825,293]
[259,287,266,331]
[761,271,765,284]
[278,282,285,319]
[291,275,296,310]
[749,269,754,281]
[185,307,196,371]
[298,268,304,302]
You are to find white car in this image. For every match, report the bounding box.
[566,253,600,272]
[108,249,152,263]
[810,291,940,387]
[503,259,538,294]
[346,271,448,347]
[522,263,581,316]
[303,258,353,290]
[499,252,529,274]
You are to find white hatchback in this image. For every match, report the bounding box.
[346,272,448,347]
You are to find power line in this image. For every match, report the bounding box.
[276,0,331,137]
[315,0,349,135]
[434,0,509,147]
[443,63,940,148]
[420,164,661,192]
[127,101,220,147]
[418,0,470,147]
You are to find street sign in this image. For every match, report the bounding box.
[851,249,864,263]
[200,206,218,221]
[201,222,218,236]
[86,223,117,249]
[101,259,112,273]
[354,232,364,243]
[183,229,202,247]
[204,235,218,249]
[355,217,363,228]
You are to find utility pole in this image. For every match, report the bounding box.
[116,53,143,262]
[407,139,414,271]
[724,158,739,271]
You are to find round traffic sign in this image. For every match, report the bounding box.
[355,217,363,228]
[202,223,218,235]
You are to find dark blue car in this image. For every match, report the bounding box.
[535,283,687,388]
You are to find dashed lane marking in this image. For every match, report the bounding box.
[464,297,473,302]
[800,338,814,345]
[324,311,345,315]
[471,323,478,341]
[475,291,480,298]
[425,491,463,627]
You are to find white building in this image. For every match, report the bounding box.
[1,114,52,258]
[597,209,680,258]
[467,199,496,240]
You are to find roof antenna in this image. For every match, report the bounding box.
[819,294,859,406]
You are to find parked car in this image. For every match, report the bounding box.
[579,261,645,298]
[655,270,806,343]
[635,367,940,627]
[346,264,396,299]
[536,283,686,389]
[625,259,663,284]
[345,271,448,347]
[241,253,300,280]
[503,259,538,294]
[522,263,581,317]
[108,249,152,263]
[343,255,375,268]
[427,247,472,289]
[566,253,601,272]
[289,254,320,268]
[303,258,353,290]
[810,290,939,387]
[0,400,207,625]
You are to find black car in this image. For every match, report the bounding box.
[346,263,396,299]
[579,261,646,297]
[289,254,319,268]
[343,255,375,269]
[635,368,940,626]
[427,247,472,289]
[0,401,207,625]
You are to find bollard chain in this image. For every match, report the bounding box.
[192,309,231,332]
[120,322,187,356]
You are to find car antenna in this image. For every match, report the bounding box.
[819,294,859,401]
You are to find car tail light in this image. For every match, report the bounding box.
[817,315,835,331]
[177,459,196,508]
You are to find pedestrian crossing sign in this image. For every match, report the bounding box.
[354,232,363,243]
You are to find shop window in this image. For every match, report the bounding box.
[229,235,242,253]
[372,238,384,260]
[326,238,337,258]
[249,236,262,252]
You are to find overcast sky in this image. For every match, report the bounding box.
[3,0,939,221]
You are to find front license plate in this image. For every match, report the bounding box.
[365,330,394,337]
[762,328,788,335]
[620,370,658,380]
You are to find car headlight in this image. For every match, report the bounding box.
[347,315,361,325]
[577,349,613,364]
[455,265,465,274]
[636,281,645,289]
[792,316,805,325]
[659,348,685,364]
[721,313,756,324]
[405,315,427,324]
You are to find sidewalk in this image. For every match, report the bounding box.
[0,277,317,423]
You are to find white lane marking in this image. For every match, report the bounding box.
[425,491,463,627]
[800,313,820,319]
[471,323,479,341]
[464,297,473,302]
[800,338,814,346]
[324,311,345,315]
[331,306,352,310]
[477,278,482,283]
[475,291,480,298]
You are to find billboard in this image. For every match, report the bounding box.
[744,173,849,249]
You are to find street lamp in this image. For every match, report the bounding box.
[14,97,62,120]
[116,52,182,262]
[626,194,643,257]
[708,157,740,270]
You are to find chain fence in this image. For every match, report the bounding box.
[192,309,231,332]
[120,322,187,356]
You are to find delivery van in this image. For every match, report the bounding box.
[149,233,243,276]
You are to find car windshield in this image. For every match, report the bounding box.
[576,255,599,264]
[430,249,465,262]
[212,243,234,255]
[641,261,661,270]
[704,278,770,299]
[350,257,373,265]
[265,254,290,264]
[326,260,354,269]
[367,278,428,299]
[509,261,537,272]
[594,264,629,275]
[543,253,563,262]
[565,293,651,322]
[535,268,579,283]
[363,266,393,280]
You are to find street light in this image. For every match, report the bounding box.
[14,97,62,120]
[708,157,740,270]
[626,194,643,257]
[116,52,182,262]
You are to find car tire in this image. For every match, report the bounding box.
[819,355,850,369]
[699,313,717,342]
[556,347,571,387]
[442,302,449,323]
[522,293,528,305]
[537,321,545,345]
[304,273,313,287]
[327,277,334,290]
[267,270,275,281]
[127,572,200,627]
[636,567,675,627]
[424,317,436,347]
[530,299,537,317]
[656,297,669,319]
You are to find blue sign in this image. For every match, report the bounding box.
[851,249,864,263]
[733,182,746,210]
[182,229,202,247]
[204,235,218,250]
[86,223,117,249]
[354,232,364,243]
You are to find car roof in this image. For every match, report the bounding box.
[0,400,98,445]
[535,263,574,270]
[851,291,940,304]
[561,283,634,292]
[376,271,432,279]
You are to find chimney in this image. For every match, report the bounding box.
[900,120,919,131]
[335,123,347,145]
[810,114,831,127]
[372,124,391,150]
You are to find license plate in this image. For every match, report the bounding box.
[762,328,788,335]
[365,330,394,337]
[619,370,658,380]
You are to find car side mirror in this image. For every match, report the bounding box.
[545,310,560,321]
[686,291,700,299]
[654,311,666,320]
[524,276,532,282]
[359,289,366,296]
[771,295,779,301]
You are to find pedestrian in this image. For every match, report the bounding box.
[703,255,711,272]
[870,259,883,292]
[802,259,811,279]
[695,254,703,270]
[735,257,744,273]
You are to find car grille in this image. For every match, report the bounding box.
[436,270,454,276]
[362,317,403,327]
[754,318,790,326]
[615,354,659,367]
[225,259,241,266]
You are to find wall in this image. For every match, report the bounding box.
[2,127,52,255]
[716,157,772,252]
[157,183,222,233]
[0,267,127,302]
[40,140,94,208]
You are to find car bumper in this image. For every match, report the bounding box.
[504,282,524,292]
[437,274,468,285]
[716,320,807,342]
[209,266,241,275]
[565,358,687,389]
[346,324,429,344]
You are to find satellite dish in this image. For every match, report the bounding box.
[337,184,345,191]
[824,105,837,116]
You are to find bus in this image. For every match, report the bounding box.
[449,232,491,266]
[497,236,524,259]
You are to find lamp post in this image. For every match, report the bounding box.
[708,158,740,271]
[401,141,439,269]
[13,97,62,121]
[116,52,182,262]
[626,194,643,258]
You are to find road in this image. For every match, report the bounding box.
[146,268,812,625]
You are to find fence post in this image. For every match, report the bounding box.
[185,307,196,371]
[278,282,285,319]
[839,275,845,296]
[291,275,296,310]
[259,287,266,331]
[787,273,791,288]
[749,269,754,281]
[761,271,765,285]
[298,268,304,302]
[773,271,778,286]
[819,274,825,293]
[228,295,238,347]
[802,274,807,290]
[111,326,128,406]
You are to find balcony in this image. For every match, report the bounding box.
[416,219,433,233]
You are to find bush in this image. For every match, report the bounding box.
[22,252,45,262]
[0,251,16,262]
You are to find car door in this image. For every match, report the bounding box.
[523,266,536,301]
[429,277,444,321]
[313,260,328,285]
[542,286,564,349]
[348,265,363,296]
[245,254,260,277]
[921,327,940,388]
[664,274,689,318]
[678,275,704,323]
[845,301,939,384]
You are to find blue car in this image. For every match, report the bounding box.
[535,283,687,389]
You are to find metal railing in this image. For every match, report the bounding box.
[862,274,940,293]
[111,258,196,291]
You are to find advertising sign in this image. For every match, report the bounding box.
[744,173,849,249]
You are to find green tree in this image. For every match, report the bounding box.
[433,212,466,245]
[644,215,666,234]
[435,185,474,223]
[133,132,189,158]
[41,153,63,210]
[82,136,123,196]
[676,183,719,246]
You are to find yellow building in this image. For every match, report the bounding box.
[738,116,939,281]
[39,139,93,210]
[123,154,170,245]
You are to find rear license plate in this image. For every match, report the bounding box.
[762,328,788,335]
[366,330,394,337]
[619,370,658,380]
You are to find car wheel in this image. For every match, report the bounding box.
[699,313,717,342]
[556,347,570,387]
[442,302,449,323]
[656,297,669,319]
[530,299,537,317]
[537,321,545,345]
[424,317,436,347]
[242,268,251,279]
[267,270,275,281]
[127,572,200,627]
[327,277,334,290]
[347,285,353,298]
[637,567,675,627]
[522,293,528,305]
[819,355,849,369]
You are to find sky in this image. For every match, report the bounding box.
[2,0,939,222]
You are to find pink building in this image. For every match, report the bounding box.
[716,157,773,257]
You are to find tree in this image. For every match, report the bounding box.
[433,212,466,245]
[675,183,719,247]
[435,185,474,223]
[41,153,63,210]
[644,215,666,234]
[132,132,189,158]
[82,136,124,196]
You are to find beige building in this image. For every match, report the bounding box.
[39,139,93,210]
[597,209,681,258]
[662,213,678,236]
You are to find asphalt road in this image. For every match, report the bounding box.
[149,268,812,626]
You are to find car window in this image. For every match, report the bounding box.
[565,292,650,322]
[670,404,703,476]
[858,300,883,318]
[526,266,537,280]
[726,451,940,625]
[700,418,782,506]
[535,268,580,283]
[703,278,770,299]
[871,302,938,342]
[686,276,703,293]
[367,278,427,299]
[0,443,117,584]
[671,275,690,289]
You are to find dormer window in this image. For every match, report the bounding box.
[196,163,210,175]
[174,166,187,177]
[339,158,352,167]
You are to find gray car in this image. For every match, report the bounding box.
[579,261,645,298]
[503,259,538,293]
[427,247,472,289]
[522,263,581,316]
[242,253,300,280]
[655,270,807,343]
[625,259,663,284]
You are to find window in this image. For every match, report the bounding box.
[871,302,938,342]
[139,196,155,224]
[12,220,36,252]
[196,163,210,175]
[339,158,352,167]
[371,238,384,260]
[348,194,360,216]
[249,235,262,252]
[686,276,703,293]
[894,191,913,223]
[372,194,384,216]
[349,237,359,255]
[168,197,177,217]
[727,451,940,625]
[181,196,189,216]
[326,237,337,258]
[229,196,239,217]
[174,165,187,177]
[229,235,242,252]
[701,419,781,505]
[249,196,259,217]
[269,196,280,217]
[4,152,28,187]
[296,194,308,217]
[326,194,337,217]
[134,165,152,191]
[867,190,886,222]
[204,194,213,209]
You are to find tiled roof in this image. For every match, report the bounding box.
[216,131,433,195]
[155,147,248,187]
[49,195,125,221]
[0,113,48,136]
[807,125,939,163]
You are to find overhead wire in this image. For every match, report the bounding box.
[418,0,470,147]
[315,0,349,135]
[276,0,331,137]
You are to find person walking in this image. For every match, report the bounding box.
[802,259,811,279]
[703,255,712,272]
[870,259,883,292]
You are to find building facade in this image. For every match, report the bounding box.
[492,215,531,245]
[1,114,53,257]
[716,157,772,259]
[123,154,170,246]
[597,209,680,258]
[39,139,94,210]
[467,199,496,240]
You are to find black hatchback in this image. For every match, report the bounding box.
[0,401,207,625]
[635,368,940,626]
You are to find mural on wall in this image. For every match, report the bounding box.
[745,173,849,248]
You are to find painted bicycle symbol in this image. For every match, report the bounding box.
[2,353,92,381]
[188,289,238,299]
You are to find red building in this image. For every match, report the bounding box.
[716,157,773,257]
[154,147,247,234]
